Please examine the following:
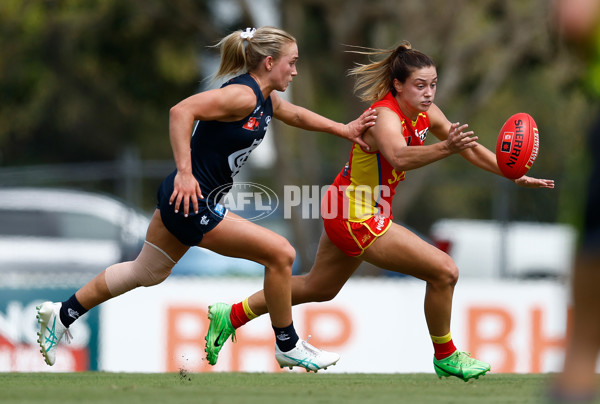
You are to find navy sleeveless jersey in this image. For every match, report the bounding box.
[156,73,273,246]
[191,73,273,202]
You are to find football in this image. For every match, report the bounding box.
[495,112,539,179]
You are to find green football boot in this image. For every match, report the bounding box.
[204,303,236,365]
[433,351,490,381]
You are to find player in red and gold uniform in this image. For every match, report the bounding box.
[207,41,554,380]
[322,91,431,256]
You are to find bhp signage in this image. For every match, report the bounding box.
[100,278,576,374]
[165,305,352,373]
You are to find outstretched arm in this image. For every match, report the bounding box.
[428,105,555,189]
[271,92,376,149]
[460,143,555,188]
[364,105,478,172]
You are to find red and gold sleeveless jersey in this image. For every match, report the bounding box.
[326,91,430,222]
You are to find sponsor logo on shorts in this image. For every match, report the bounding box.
[213,204,225,217]
[374,215,386,232]
[361,234,372,244]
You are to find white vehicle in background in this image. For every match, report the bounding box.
[0,187,150,286]
[430,218,577,279]
[0,187,263,286]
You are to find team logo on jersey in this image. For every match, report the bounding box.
[342,162,350,177]
[243,116,260,131]
[228,138,263,177]
[243,112,265,131]
[416,128,429,142]
[388,169,405,185]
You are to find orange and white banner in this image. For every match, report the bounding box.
[98,278,582,374]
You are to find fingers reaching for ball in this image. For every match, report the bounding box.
[446,122,478,153]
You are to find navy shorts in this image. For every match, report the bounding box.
[156,172,227,246]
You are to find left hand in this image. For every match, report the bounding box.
[343,108,377,150]
[514,175,555,189]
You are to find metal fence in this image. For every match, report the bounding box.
[0,148,174,208]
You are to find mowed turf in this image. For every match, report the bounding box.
[0,372,558,404]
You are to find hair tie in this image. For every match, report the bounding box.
[240,27,256,40]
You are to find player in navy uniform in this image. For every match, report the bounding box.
[35,26,376,371]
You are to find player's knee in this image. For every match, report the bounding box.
[139,262,173,287]
[437,254,459,287]
[136,243,176,287]
[266,237,296,272]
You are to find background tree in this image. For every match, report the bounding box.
[0,0,218,165]
[267,0,592,272]
[0,0,592,274]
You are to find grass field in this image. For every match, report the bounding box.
[0,372,571,404]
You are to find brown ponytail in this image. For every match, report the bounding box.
[347,41,435,102]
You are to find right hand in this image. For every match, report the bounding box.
[169,171,203,217]
[445,122,478,153]
[343,108,378,150]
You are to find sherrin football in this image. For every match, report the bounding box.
[495,112,540,179]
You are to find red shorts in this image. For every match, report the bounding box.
[322,214,392,257]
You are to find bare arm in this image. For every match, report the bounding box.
[428,105,554,189]
[427,105,500,174]
[168,85,256,215]
[364,104,477,172]
[271,92,375,149]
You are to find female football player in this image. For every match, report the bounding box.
[205,40,554,380]
[35,26,376,372]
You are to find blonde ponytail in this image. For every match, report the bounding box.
[214,31,247,79]
[214,26,296,79]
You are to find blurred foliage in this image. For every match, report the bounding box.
[0,0,218,164]
[0,0,595,263]
[271,0,596,237]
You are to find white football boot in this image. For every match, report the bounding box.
[36,302,72,366]
[275,336,340,373]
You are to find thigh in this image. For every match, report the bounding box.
[303,230,363,293]
[199,211,292,267]
[145,209,190,261]
[361,222,452,282]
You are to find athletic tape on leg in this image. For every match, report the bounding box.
[104,241,176,297]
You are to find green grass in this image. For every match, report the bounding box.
[0,372,558,404]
